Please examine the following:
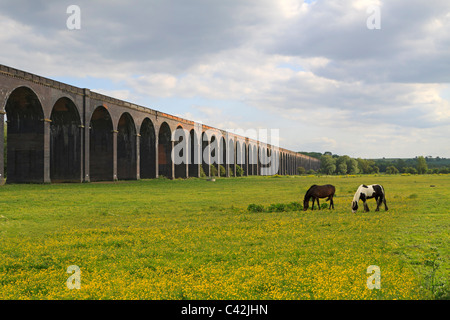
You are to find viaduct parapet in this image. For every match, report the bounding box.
[0,64,320,184]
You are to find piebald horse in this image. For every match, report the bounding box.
[351,184,388,213]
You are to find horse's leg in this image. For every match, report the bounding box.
[375,196,380,211]
[317,198,320,210]
[331,196,334,209]
[383,196,388,211]
[364,200,369,212]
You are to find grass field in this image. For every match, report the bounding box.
[0,174,448,300]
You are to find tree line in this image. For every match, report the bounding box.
[298,151,450,175]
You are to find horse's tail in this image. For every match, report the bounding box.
[379,184,386,198]
[326,185,336,200]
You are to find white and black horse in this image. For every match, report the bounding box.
[351,184,388,213]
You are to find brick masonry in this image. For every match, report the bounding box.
[0,64,320,184]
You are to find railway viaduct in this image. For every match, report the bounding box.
[0,64,320,185]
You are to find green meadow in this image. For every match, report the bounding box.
[0,174,448,299]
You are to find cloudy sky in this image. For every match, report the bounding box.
[1,0,449,158]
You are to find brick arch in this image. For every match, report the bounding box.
[89,106,113,181]
[158,121,172,179]
[140,117,156,179]
[50,97,82,182]
[174,125,188,178]
[117,112,137,180]
[5,86,45,183]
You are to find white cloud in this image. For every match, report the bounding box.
[0,0,449,157]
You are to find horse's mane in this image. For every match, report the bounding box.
[352,184,364,202]
[304,185,317,200]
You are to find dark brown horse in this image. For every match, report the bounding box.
[303,184,336,210]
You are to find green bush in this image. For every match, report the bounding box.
[247,203,264,213]
[297,166,306,175]
[404,167,418,174]
[268,203,286,212]
[210,164,218,177]
[219,165,226,177]
[236,165,244,177]
[386,166,399,174]
[248,201,303,213]
[287,201,303,211]
[200,166,206,178]
[320,203,329,209]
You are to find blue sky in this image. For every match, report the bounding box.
[1,0,449,158]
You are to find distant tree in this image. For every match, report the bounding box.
[298,152,322,159]
[347,158,359,174]
[356,158,377,174]
[405,167,418,174]
[416,156,428,174]
[386,166,399,174]
[297,166,306,175]
[356,158,368,173]
[395,159,407,172]
[439,167,450,174]
[337,162,347,175]
[336,156,349,174]
[320,155,336,175]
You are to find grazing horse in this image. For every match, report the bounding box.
[351,184,388,213]
[303,184,335,211]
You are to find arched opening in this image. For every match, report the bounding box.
[50,97,81,182]
[267,148,276,176]
[242,143,247,176]
[248,144,254,175]
[278,152,282,175]
[140,118,156,179]
[89,106,113,181]
[284,153,288,175]
[259,146,267,175]
[117,112,137,180]
[236,140,242,176]
[286,154,290,175]
[158,122,172,178]
[258,146,262,176]
[275,151,280,175]
[174,125,187,178]
[288,154,292,175]
[201,131,210,177]
[210,134,218,176]
[220,136,227,177]
[189,129,199,177]
[5,87,44,183]
[252,145,257,175]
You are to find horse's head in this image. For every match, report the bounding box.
[303,199,309,211]
[351,200,358,213]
